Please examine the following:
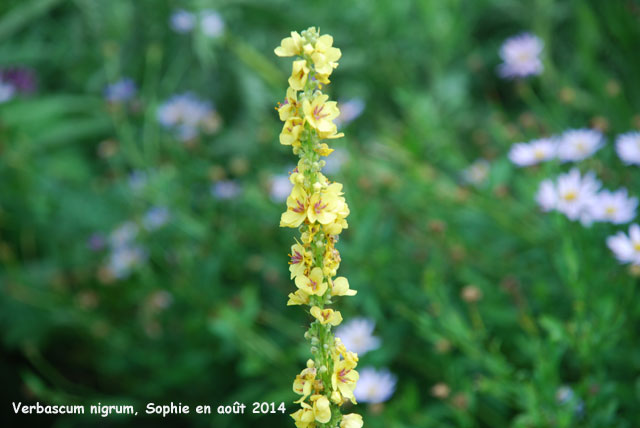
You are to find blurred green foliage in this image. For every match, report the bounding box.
[1,0,640,427]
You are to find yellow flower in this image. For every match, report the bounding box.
[295,267,327,296]
[316,143,334,156]
[311,394,331,423]
[311,34,341,75]
[280,185,308,228]
[278,87,299,121]
[290,403,314,428]
[287,289,310,306]
[331,360,359,404]
[303,93,340,135]
[289,242,310,279]
[331,277,357,296]
[275,31,303,57]
[307,183,344,225]
[341,414,364,428]
[310,306,343,326]
[293,367,317,403]
[288,60,310,91]
[280,117,304,146]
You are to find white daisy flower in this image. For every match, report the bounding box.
[335,318,381,357]
[170,9,195,33]
[536,179,557,212]
[498,33,544,78]
[353,367,397,404]
[607,224,640,265]
[555,168,601,222]
[557,129,604,162]
[589,189,637,224]
[508,137,556,166]
[200,10,225,38]
[615,132,640,165]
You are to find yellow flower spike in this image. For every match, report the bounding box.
[331,277,357,296]
[280,185,308,228]
[275,31,304,57]
[276,27,362,427]
[341,414,364,428]
[288,59,310,91]
[295,267,328,296]
[280,117,305,146]
[310,306,343,326]
[311,395,331,423]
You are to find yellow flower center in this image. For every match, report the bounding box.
[634,242,640,252]
[563,191,577,201]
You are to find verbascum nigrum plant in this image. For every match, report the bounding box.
[275,28,363,428]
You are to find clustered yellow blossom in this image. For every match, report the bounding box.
[275,27,363,428]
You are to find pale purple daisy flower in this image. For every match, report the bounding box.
[607,224,640,266]
[157,93,215,141]
[335,318,381,357]
[200,10,225,38]
[104,78,137,102]
[557,129,604,162]
[615,131,640,165]
[588,188,637,225]
[143,206,170,230]
[109,221,139,248]
[353,368,397,404]
[498,33,544,78]
[335,98,365,128]
[323,148,350,175]
[555,168,601,222]
[212,180,241,200]
[269,174,293,203]
[508,137,556,166]
[170,9,195,33]
[0,67,37,93]
[107,245,146,279]
[462,159,490,186]
[87,233,106,251]
[0,79,14,103]
[536,179,557,212]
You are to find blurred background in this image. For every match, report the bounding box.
[1,0,640,427]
